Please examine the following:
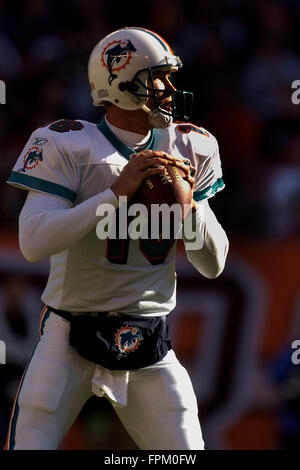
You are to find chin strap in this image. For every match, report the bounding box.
[141,104,172,129]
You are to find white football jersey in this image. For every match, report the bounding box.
[7,118,224,315]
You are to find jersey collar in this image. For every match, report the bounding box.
[97,117,155,161]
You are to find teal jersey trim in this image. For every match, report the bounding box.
[7,171,77,203]
[97,118,155,161]
[193,177,225,201]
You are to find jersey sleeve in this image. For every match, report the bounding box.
[192,133,225,202]
[7,123,80,204]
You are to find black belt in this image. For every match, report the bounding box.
[47,306,166,323]
[47,306,108,322]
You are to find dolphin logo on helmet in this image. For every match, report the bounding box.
[102,39,137,85]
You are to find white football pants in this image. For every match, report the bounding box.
[5,309,204,450]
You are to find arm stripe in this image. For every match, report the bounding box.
[7,171,77,203]
[193,177,225,201]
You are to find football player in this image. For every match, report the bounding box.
[5,27,229,450]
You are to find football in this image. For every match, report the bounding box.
[131,163,192,220]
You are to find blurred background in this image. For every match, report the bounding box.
[0,0,300,450]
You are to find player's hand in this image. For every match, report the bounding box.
[174,158,196,190]
[169,158,197,211]
[110,150,188,201]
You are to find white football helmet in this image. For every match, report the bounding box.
[88,27,193,128]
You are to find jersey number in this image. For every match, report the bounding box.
[176,123,209,137]
[105,210,175,266]
[49,119,84,132]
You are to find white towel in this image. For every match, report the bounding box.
[91,365,129,407]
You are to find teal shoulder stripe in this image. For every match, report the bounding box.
[7,171,77,203]
[193,177,225,201]
[97,117,154,160]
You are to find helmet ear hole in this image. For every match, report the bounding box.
[118,82,127,92]
[118,82,139,93]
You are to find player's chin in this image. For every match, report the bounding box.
[160,101,173,114]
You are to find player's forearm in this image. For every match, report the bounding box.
[183,200,229,278]
[19,189,119,262]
